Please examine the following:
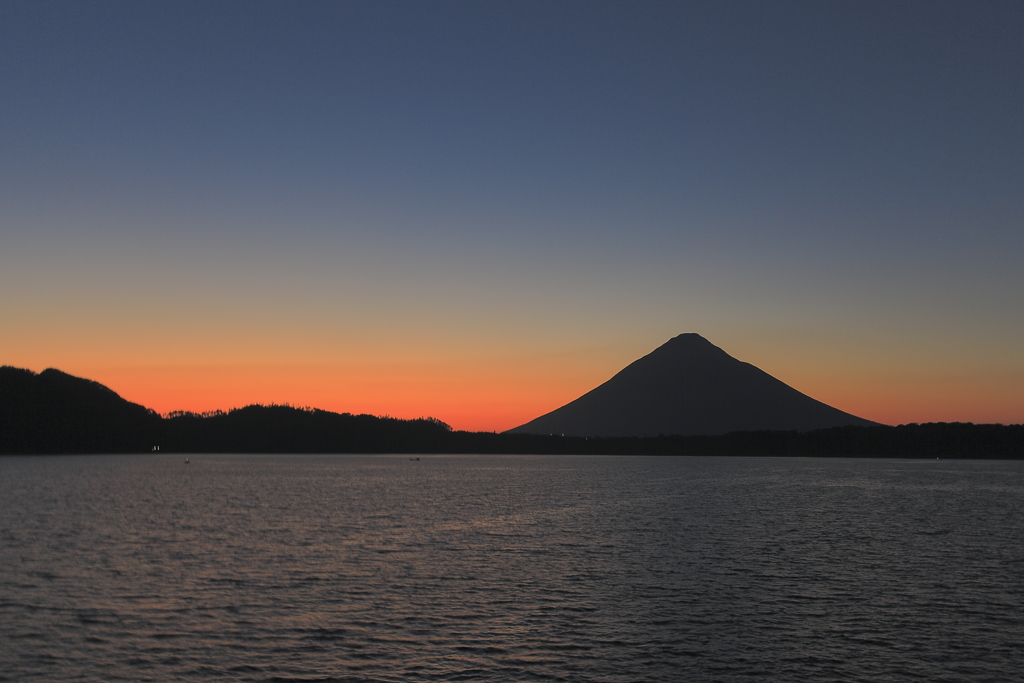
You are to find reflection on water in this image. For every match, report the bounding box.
[2,455,1022,682]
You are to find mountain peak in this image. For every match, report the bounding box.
[510,334,878,437]
[652,333,731,359]
[669,332,711,343]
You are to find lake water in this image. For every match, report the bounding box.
[1,454,1022,682]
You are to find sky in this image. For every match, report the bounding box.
[2,1,1022,431]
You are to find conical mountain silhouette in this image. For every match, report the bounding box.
[510,334,879,437]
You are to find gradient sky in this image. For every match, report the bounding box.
[2,1,1022,431]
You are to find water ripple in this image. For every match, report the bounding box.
[1,454,1022,682]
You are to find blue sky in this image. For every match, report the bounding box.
[2,1,1022,429]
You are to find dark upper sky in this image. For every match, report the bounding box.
[2,1,1022,428]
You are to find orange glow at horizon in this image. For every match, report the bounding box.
[80,361,601,433]
[804,373,1024,428]
[14,357,1018,434]
[6,325,1022,432]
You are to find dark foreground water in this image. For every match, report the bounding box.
[1,455,1022,682]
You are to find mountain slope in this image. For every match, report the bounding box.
[0,366,160,453]
[509,334,879,437]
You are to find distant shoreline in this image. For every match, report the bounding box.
[4,413,1023,460]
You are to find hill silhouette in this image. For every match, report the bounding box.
[510,334,879,437]
[0,366,161,453]
[0,366,454,454]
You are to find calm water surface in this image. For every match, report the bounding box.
[1,455,1022,682]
